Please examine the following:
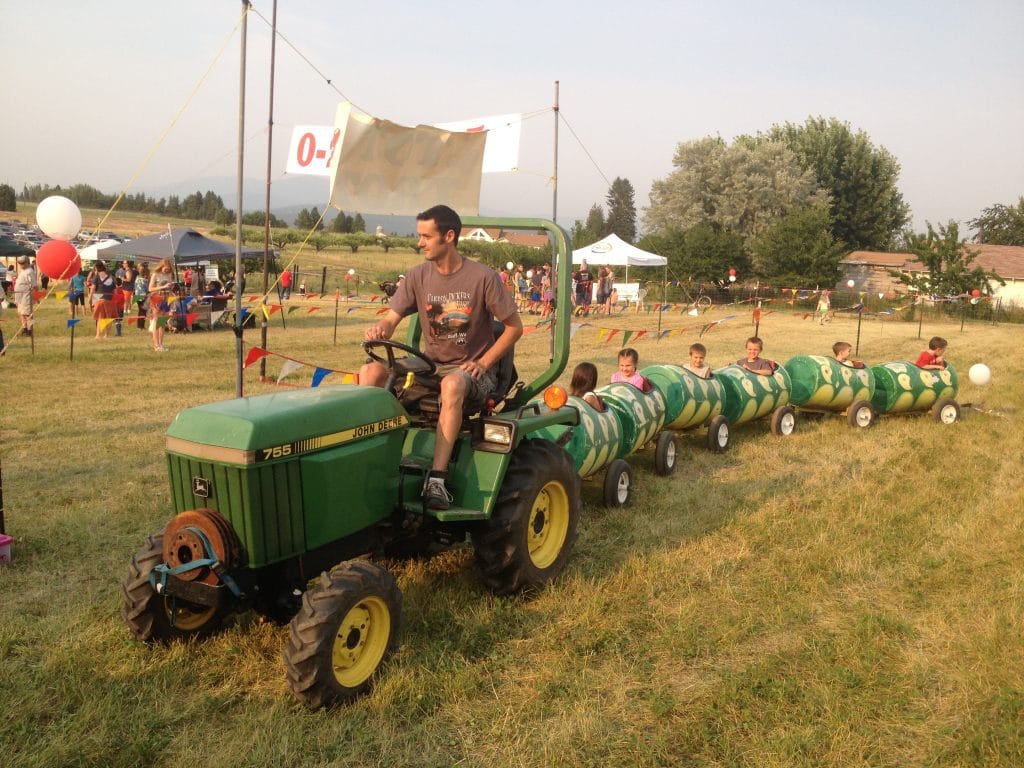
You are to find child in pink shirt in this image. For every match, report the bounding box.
[610,347,652,392]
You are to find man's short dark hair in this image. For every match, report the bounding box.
[417,205,462,245]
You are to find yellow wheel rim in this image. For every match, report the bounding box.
[163,598,216,631]
[527,480,570,570]
[331,596,392,688]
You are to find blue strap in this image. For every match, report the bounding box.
[150,526,244,599]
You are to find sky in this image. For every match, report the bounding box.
[2,0,1022,235]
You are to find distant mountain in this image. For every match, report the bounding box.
[138,174,573,235]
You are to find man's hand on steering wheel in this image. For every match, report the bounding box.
[361,339,437,392]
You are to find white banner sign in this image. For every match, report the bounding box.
[327,102,486,216]
[285,112,520,177]
[434,113,521,173]
[285,125,337,176]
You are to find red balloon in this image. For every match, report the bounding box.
[728,268,737,276]
[971,289,981,297]
[36,240,82,280]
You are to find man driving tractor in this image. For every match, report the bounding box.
[360,205,523,510]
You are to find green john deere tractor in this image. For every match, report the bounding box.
[121,218,581,709]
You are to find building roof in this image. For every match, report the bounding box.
[498,232,550,248]
[843,244,1024,279]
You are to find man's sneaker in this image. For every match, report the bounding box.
[422,477,453,511]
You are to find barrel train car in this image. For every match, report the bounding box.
[533,355,960,505]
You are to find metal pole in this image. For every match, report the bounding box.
[552,80,559,224]
[333,289,340,345]
[233,1,250,398]
[259,0,278,380]
[855,305,863,355]
[69,322,75,361]
[916,297,924,340]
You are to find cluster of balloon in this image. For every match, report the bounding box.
[970,288,982,305]
[968,363,992,387]
[728,268,737,283]
[35,196,83,280]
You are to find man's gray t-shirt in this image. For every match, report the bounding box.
[388,257,517,365]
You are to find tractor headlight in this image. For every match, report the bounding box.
[482,421,514,446]
[473,417,516,454]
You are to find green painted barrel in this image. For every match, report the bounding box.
[784,355,875,410]
[714,364,791,426]
[643,364,725,430]
[599,382,668,459]
[870,361,958,414]
[531,395,624,478]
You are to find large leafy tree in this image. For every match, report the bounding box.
[761,117,909,251]
[640,224,746,284]
[969,197,1024,245]
[604,177,637,242]
[644,136,823,243]
[893,221,1003,297]
[751,203,846,287]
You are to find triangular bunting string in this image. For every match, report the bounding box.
[244,347,270,368]
[277,359,305,383]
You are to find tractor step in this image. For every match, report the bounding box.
[400,501,487,521]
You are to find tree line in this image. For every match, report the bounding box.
[6,183,375,234]
[571,117,1022,294]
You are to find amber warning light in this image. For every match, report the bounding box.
[543,385,568,410]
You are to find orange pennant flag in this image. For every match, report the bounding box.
[307,306,322,314]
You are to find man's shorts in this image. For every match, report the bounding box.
[398,363,497,415]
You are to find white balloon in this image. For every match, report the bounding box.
[526,270,533,279]
[968,363,991,386]
[846,279,856,288]
[506,261,514,270]
[347,268,356,275]
[728,275,736,283]
[36,195,82,241]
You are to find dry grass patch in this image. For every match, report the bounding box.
[1,289,1022,766]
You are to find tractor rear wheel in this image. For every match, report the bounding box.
[122,533,227,642]
[284,561,402,709]
[472,439,581,595]
[653,431,678,476]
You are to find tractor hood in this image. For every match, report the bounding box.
[166,385,409,459]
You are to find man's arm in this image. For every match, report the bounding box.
[467,313,523,376]
[364,309,403,341]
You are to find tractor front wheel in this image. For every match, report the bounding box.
[122,533,227,643]
[472,439,581,595]
[284,561,402,709]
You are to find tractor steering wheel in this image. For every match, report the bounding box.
[362,339,437,391]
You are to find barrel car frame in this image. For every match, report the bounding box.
[535,354,961,507]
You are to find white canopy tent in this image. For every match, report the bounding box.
[572,234,669,331]
[78,239,121,262]
[571,233,667,277]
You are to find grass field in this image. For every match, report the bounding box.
[1,272,1022,767]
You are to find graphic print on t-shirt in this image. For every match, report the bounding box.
[425,291,474,347]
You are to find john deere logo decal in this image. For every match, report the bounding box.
[192,477,211,498]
